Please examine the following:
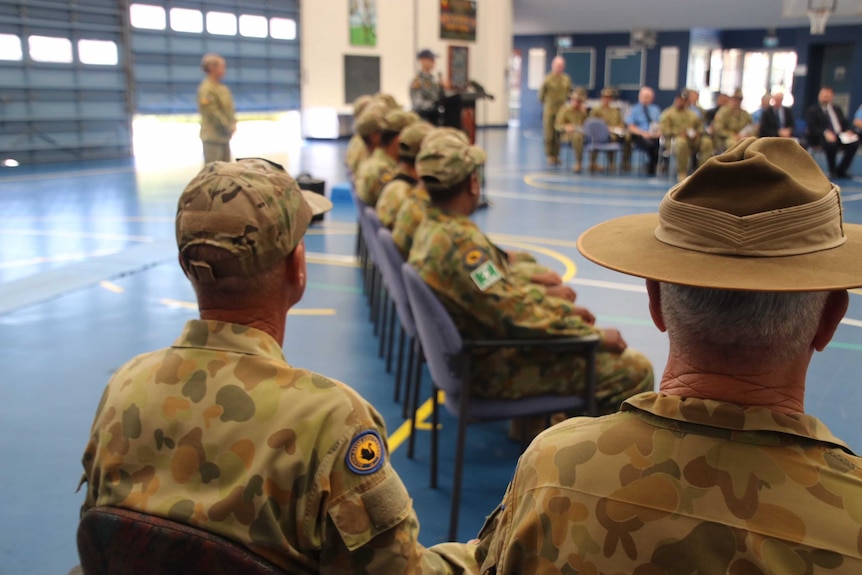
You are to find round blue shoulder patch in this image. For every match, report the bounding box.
[346,430,385,475]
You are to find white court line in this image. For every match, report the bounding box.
[486,189,659,207]
[840,192,862,202]
[0,229,154,242]
[840,317,862,328]
[0,249,119,269]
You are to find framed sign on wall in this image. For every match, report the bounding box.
[448,45,469,91]
[440,0,476,42]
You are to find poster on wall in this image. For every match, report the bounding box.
[349,0,376,46]
[440,0,476,42]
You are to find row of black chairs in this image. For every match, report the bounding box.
[351,185,602,539]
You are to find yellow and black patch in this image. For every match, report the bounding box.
[346,430,384,475]
[462,248,488,270]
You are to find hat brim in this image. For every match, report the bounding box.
[577,214,862,291]
[301,190,333,217]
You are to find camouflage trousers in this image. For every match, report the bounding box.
[543,105,564,159]
[470,347,654,415]
[202,141,231,164]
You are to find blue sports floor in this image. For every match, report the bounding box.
[2,123,862,574]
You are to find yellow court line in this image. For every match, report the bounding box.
[492,240,577,282]
[98,281,124,294]
[488,232,582,249]
[388,391,443,452]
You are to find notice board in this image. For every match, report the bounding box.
[560,48,594,89]
[606,47,644,89]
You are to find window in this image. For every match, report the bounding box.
[170,8,203,33]
[206,12,237,36]
[130,4,166,30]
[270,17,296,40]
[28,35,73,63]
[0,33,23,61]
[78,39,118,65]
[239,14,268,38]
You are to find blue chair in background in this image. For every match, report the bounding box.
[582,118,624,174]
[401,263,601,540]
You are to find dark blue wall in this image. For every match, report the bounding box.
[516,24,862,130]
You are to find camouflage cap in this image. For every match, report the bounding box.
[373,92,401,110]
[176,159,332,284]
[355,102,389,136]
[572,87,588,100]
[398,121,435,160]
[353,94,373,118]
[382,109,419,134]
[416,132,486,191]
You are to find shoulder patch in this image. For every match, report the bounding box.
[411,80,421,90]
[346,430,385,475]
[470,260,503,291]
[463,248,488,269]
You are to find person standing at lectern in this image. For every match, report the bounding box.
[411,49,445,125]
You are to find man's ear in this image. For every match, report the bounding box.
[646,279,667,332]
[284,241,307,307]
[813,290,849,352]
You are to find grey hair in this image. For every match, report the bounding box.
[200,53,224,73]
[660,283,829,364]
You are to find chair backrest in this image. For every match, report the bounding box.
[377,228,417,336]
[401,262,465,396]
[582,118,611,143]
[77,506,287,575]
[360,206,383,262]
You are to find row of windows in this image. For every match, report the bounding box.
[130,4,297,40]
[0,34,117,65]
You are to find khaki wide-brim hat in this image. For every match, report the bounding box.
[577,137,862,292]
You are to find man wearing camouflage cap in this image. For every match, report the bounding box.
[538,56,572,166]
[197,53,236,164]
[472,138,862,573]
[79,158,478,574]
[377,121,434,228]
[713,88,753,153]
[409,133,654,412]
[555,87,589,173]
[345,94,374,176]
[588,87,626,172]
[356,108,419,206]
[659,90,714,182]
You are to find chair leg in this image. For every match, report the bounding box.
[448,388,471,541]
[385,301,396,372]
[431,385,439,488]
[378,290,389,358]
[402,337,416,420]
[407,341,424,458]
[393,328,406,403]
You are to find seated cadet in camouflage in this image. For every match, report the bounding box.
[588,87,627,172]
[408,132,654,410]
[79,159,478,575]
[345,94,373,176]
[659,90,714,182]
[473,138,862,574]
[376,121,434,228]
[351,100,389,189]
[554,87,589,173]
[356,109,419,206]
[712,88,753,153]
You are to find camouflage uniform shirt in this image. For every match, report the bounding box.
[377,172,420,229]
[392,190,430,258]
[356,148,397,206]
[411,71,442,114]
[346,134,369,176]
[197,77,236,144]
[408,208,653,406]
[80,320,476,575]
[476,392,862,574]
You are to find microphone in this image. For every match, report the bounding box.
[468,80,495,101]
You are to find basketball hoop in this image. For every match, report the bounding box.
[807,7,831,34]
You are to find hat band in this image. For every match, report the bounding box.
[655,185,846,256]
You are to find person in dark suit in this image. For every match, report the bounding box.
[758,92,795,138]
[805,86,858,178]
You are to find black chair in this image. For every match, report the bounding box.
[401,263,601,540]
[76,506,287,575]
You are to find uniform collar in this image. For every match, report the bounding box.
[172,319,286,362]
[427,206,477,226]
[622,392,856,455]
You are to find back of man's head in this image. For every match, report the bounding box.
[416,129,486,203]
[176,159,331,299]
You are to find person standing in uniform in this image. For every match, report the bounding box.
[538,56,572,167]
[555,87,589,173]
[409,132,653,413]
[659,90,714,181]
[588,87,626,172]
[410,49,444,125]
[805,86,859,179]
[471,137,862,574]
[712,89,753,153]
[78,158,478,574]
[377,121,435,228]
[197,53,236,164]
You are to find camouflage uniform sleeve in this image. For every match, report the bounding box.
[319,401,478,575]
[425,224,595,339]
[554,106,570,131]
[713,108,732,138]
[538,77,547,104]
[392,198,427,258]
